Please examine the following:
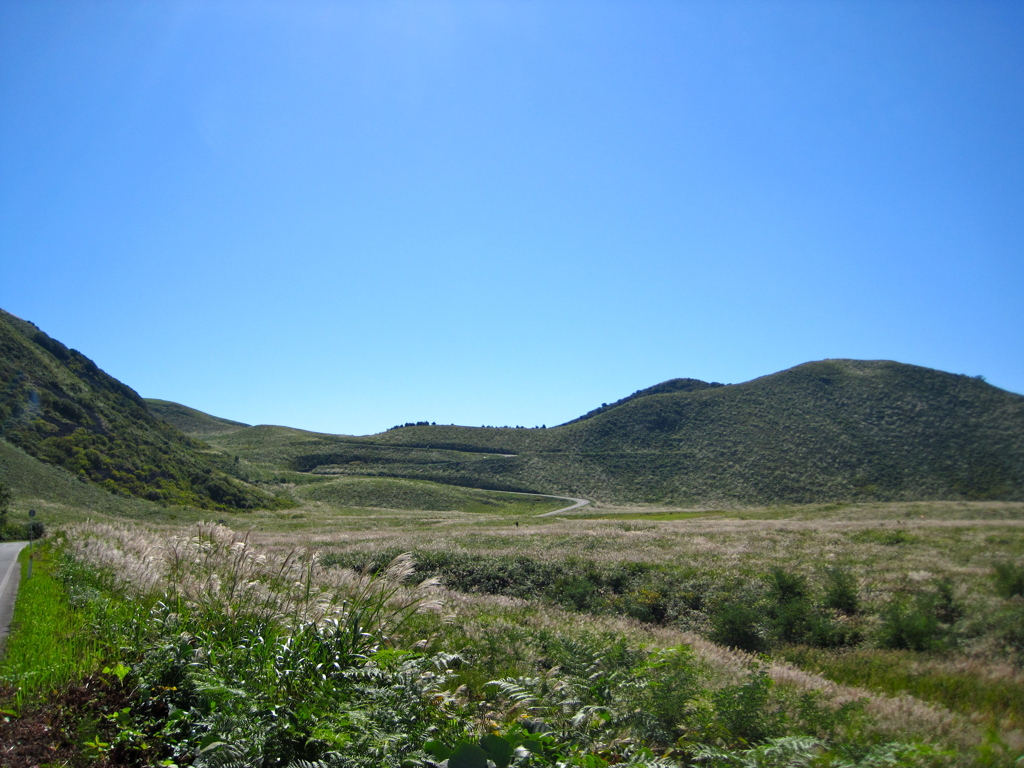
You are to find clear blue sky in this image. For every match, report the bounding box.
[2,1,1022,435]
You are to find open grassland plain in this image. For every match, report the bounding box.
[1,490,1023,765]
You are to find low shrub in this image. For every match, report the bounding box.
[993,560,1024,598]
[822,566,860,615]
[709,668,787,746]
[994,604,1024,665]
[709,599,768,653]
[876,596,945,652]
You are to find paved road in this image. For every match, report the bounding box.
[0,541,28,651]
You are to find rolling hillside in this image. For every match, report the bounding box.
[4,306,1022,508]
[145,399,250,437]
[0,308,284,511]
[208,359,1024,505]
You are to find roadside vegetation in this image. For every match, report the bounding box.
[4,521,1002,767]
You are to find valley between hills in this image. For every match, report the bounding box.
[1,306,1023,766]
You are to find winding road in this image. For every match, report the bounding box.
[0,541,28,650]
[490,490,590,517]
[479,488,591,516]
[535,495,591,516]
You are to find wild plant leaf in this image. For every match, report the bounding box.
[424,739,452,760]
[479,734,514,767]
[447,743,489,768]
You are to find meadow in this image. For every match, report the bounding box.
[2,470,1022,766]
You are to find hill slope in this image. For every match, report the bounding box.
[208,359,1024,505]
[561,377,726,425]
[0,308,282,510]
[146,399,250,437]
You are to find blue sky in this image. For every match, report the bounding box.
[2,1,1022,435]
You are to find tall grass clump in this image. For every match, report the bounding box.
[45,522,455,766]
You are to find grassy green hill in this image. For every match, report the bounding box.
[561,377,725,425]
[0,308,285,511]
[5,304,1021,509]
[1,437,146,513]
[207,359,1024,505]
[145,399,249,437]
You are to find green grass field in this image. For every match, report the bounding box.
[4,434,1024,764]
[3,498,1022,765]
[297,476,567,515]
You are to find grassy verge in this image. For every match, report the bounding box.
[0,541,103,712]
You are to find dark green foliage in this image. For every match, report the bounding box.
[995,605,1024,665]
[710,600,768,653]
[324,550,875,653]
[876,597,945,652]
[758,569,853,649]
[932,578,963,625]
[0,479,12,513]
[710,669,786,745]
[766,568,809,604]
[0,479,11,538]
[322,549,718,629]
[823,567,860,615]
[0,309,284,511]
[993,561,1024,598]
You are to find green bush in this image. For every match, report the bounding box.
[932,578,963,624]
[823,566,860,615]
[993,561,1024,598]
[766,568,809,604]
[710,599,768,653]
[876,597,945,652]
[0,480,13,541]
[994,604,1024,666]
[710,668,787,746]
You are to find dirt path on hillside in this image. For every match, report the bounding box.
[485,489,591,516]
[535,495,591,516]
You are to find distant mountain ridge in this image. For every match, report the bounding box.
[3,306,1022,508]
[0,308,283,510]
[206,359,1024,505]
